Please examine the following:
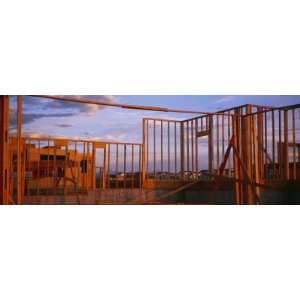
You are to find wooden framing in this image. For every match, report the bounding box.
[2,96,300,204]
[241,105,253,203]
[0,96,10,204]
[180,122,185,179]
[232,113,241,204]
[283,109,289,180]
[208,115,214,175]
[17,96,23,204]
[141,103,300,204]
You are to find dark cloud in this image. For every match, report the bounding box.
[9,95,118,127]
[56,124,73,128]
[10,110,75,129]
[22,95,117,114]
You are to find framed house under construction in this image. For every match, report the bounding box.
[1,95,300,204]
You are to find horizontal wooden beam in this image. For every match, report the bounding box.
[29,95,207,114]
[196,130,209,138]
[16,135,142,146]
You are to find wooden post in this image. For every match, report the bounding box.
[138,144,142,188]
[107,143,111,188]
[232,114,241,204]
[252,114,261,202]
[124,144,126,188]
[17,96,23,204]
[92,143,96,189]
[191,120,194,178]
[160,120,163,177]
[208,115,214,175]
[257,107,264,189]
[195,119,199,178]
[278,111,282,179]
[153,120,156,178]
[174,122,177,177]
[116,144,119,188]
[228,115,232,177]
[271,111,276,178]
[142,119,147,185]
[168,121,170,177]
[180,122,185,179]
[292,110,296,180]
[283,109,289,180]
[131,144,134,188]
[241,105,254,204]
[0,96,10,204]
[216,116,220,170]
[103,146,107,189]
[186,121,190,175]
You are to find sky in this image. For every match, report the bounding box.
[9,95,300,144]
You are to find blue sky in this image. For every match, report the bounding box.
[9,95,300,143]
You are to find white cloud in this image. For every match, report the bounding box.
[213,96,234,104]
